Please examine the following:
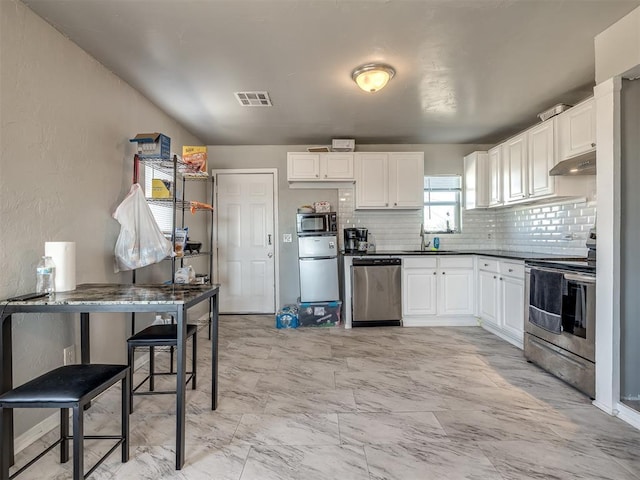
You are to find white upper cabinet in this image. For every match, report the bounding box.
[557,97,596,161]
[355,153,389,207]
[323,153,355,179]
[488,145,503,207]
[528,118,556,198]
[389,153,425,208]
[503,132,528,203]
[355,152,424,209]
[287,152,354,181]
[463,151,489,210]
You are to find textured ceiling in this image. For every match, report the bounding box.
[22,0,640,146]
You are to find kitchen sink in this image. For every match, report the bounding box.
[401,250,455,254]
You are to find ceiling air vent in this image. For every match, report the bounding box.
[234,91,272,107]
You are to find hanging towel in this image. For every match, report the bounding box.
[529,268,564,334]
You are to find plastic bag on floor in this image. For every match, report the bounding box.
[112,183,173,272]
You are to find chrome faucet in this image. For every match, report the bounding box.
[419,224,430,251]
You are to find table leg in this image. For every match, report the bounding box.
[175,307,186,470]
[80,313,90,364]
[211,293,218,411]
[0,315,14,471]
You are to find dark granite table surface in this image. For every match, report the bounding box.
[1,283,218,306]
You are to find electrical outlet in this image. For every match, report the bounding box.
[283,233,292,243]
[63,345,75,365]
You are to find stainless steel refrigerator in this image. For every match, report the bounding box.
[298,235,339,302]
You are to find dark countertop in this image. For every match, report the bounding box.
[342,250,587,261]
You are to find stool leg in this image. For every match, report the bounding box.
[149,346,155,392]
[72,405,84,480]
[0,407,9,480]
[60,408,69,463]
[128,344,134,413]
[192,333,197,390]
[121,371,130,463]
[169,346,175,374]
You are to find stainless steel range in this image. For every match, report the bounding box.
[524,230,596,398]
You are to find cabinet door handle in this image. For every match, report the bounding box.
[268,234,272,245]
[493,275,497,279]
[499,277,503,280]
[484,263,489,266]
[442,272,446,275]
[508,268,513,272]
[433,272,437,275]
[591,143,596,148]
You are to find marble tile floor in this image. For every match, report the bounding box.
[9,315,640,479]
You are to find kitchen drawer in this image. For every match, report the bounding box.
[403,257,437,269]
[477,257,499,272]
[499,260,524,278]
[438,256,474,269]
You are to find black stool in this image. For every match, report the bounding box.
[127,324,197,411]
[0,364,129,480]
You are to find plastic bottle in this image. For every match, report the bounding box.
[36,256,56,295]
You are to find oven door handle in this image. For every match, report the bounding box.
[563,273,596,284]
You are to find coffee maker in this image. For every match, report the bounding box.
[344,228,358,253]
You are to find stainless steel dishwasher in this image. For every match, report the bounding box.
[352,258,402,327]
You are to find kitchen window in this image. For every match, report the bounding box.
[144,165,173,232]
[423,175,462,233]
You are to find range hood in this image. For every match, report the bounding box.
[549,150,596,176]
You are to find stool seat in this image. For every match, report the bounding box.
[127,324,197,346]
[0,364,129,405]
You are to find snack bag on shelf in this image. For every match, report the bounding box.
[182,146,207,174]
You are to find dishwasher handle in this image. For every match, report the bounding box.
[352,258,401,267]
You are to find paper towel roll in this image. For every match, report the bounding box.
[45,241,76,292]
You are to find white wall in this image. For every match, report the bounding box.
[1,0,202,437]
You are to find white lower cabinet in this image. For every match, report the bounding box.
[402,256,475,326]
[477,257,525,348]
[402,257,437,316]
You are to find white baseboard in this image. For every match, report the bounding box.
[402,315,477,327]
[480,322,523,349]
[614,402,640,430]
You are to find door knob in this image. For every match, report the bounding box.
[267,252,273,258]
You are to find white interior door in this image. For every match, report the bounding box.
[215,171,276,313]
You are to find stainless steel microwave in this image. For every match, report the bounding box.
[296,212,338,236]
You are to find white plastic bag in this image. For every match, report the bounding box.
[113,183,173,272]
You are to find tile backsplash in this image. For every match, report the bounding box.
[338,187,594,256]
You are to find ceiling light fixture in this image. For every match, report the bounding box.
[351,63,396,93]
